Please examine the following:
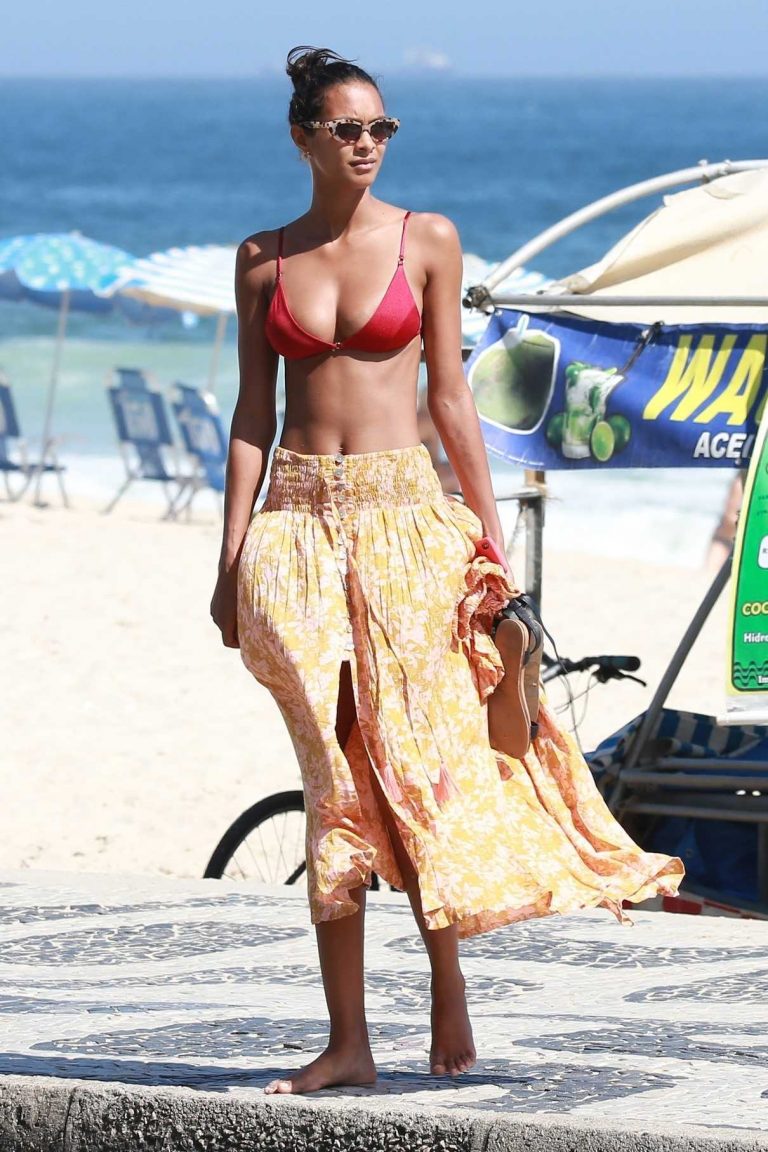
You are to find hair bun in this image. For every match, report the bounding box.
[285,46,380,127]
[286,46,349,87]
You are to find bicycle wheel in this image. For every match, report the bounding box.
[204,790,307,884]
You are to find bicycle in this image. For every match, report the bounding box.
[204,651,642,884]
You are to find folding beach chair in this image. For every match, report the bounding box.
[170,383,227,517]
[104,368,189,517]
[0,374,68,505]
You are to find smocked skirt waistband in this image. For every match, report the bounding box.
[262,444,443,513]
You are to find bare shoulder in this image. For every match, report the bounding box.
[407,212,462,276]
[234,231,282,320]
[408,212,461,250]
[237,229,280,279]
[404,214,462,291]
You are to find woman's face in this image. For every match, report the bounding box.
[294,81,389,186]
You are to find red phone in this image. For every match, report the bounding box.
[474,535,510,573]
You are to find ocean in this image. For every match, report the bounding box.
[2,75,765,562]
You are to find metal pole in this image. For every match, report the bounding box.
[488,293,768,310]
[33,288,69,507]
[523,469,546,608]
[207,312,228,395]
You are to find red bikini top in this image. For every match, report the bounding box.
[265,212,422,360]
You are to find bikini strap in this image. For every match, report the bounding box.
[398,211,412,265]
[275,227,285,280]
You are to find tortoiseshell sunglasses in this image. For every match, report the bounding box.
[300,117,400,144]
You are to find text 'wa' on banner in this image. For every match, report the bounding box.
[724,403,768,725]
[465,309,768,470]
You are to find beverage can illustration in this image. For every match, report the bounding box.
[469,318,559,434]
[544,360,632,463]
[561,362,624,460]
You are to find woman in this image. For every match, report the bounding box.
[210,46,683,1096]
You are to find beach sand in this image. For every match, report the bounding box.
[1,493,728,880]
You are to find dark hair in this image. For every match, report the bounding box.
[286,46,380,126]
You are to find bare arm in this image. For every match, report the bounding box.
[420,214,506,553]
[218,236,280,571]
[211,235,279,646]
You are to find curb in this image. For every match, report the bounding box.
[2,1077,767,1152]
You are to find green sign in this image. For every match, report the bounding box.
[725,403,768,723]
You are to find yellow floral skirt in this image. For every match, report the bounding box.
[237,444,683,937]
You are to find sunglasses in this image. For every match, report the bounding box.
[301,117,400,144]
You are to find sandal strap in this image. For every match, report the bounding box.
[495,594,547,665]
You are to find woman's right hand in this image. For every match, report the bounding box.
[210,567,240,649]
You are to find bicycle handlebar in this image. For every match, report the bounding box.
[541,653,643,684]
[584,655,640,672]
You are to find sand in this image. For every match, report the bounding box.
[1,490,730,880]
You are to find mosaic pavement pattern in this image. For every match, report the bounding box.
[0,869,767,1135]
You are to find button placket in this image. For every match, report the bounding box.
[333,452,349,523]
[327,453,354,656]
[328,453,350,583]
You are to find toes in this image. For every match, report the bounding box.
[264,1079,293,1094]
[432,1058,461,1076]
[431,1052,476,1076]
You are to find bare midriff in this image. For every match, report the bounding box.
[278,338,423,456]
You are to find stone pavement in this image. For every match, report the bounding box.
[0,869,767,1151]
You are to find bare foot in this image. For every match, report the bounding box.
[430,974,476,1076]
[264,1042,377,1095]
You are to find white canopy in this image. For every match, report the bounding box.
[553,168,768,325]
[115,245,237,315]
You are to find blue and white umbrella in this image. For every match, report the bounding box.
[0,232,134,503]
[0,231,132,310]
[114,244,236,316]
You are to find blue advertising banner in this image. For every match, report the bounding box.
[466,309,768,469]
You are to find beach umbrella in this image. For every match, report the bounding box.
[474,161,768,324]
[115,245,237,391]
[0,231,134,503]
[550,166,768,325]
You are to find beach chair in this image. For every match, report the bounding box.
[0,374,68,504]
[169,383,227,517]
[104,368,189,517]
[591,707,768,910]
[588,556,768,913]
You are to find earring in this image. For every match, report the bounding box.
[301,150,310,162]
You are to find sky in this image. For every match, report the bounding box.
[3,0,768,78]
